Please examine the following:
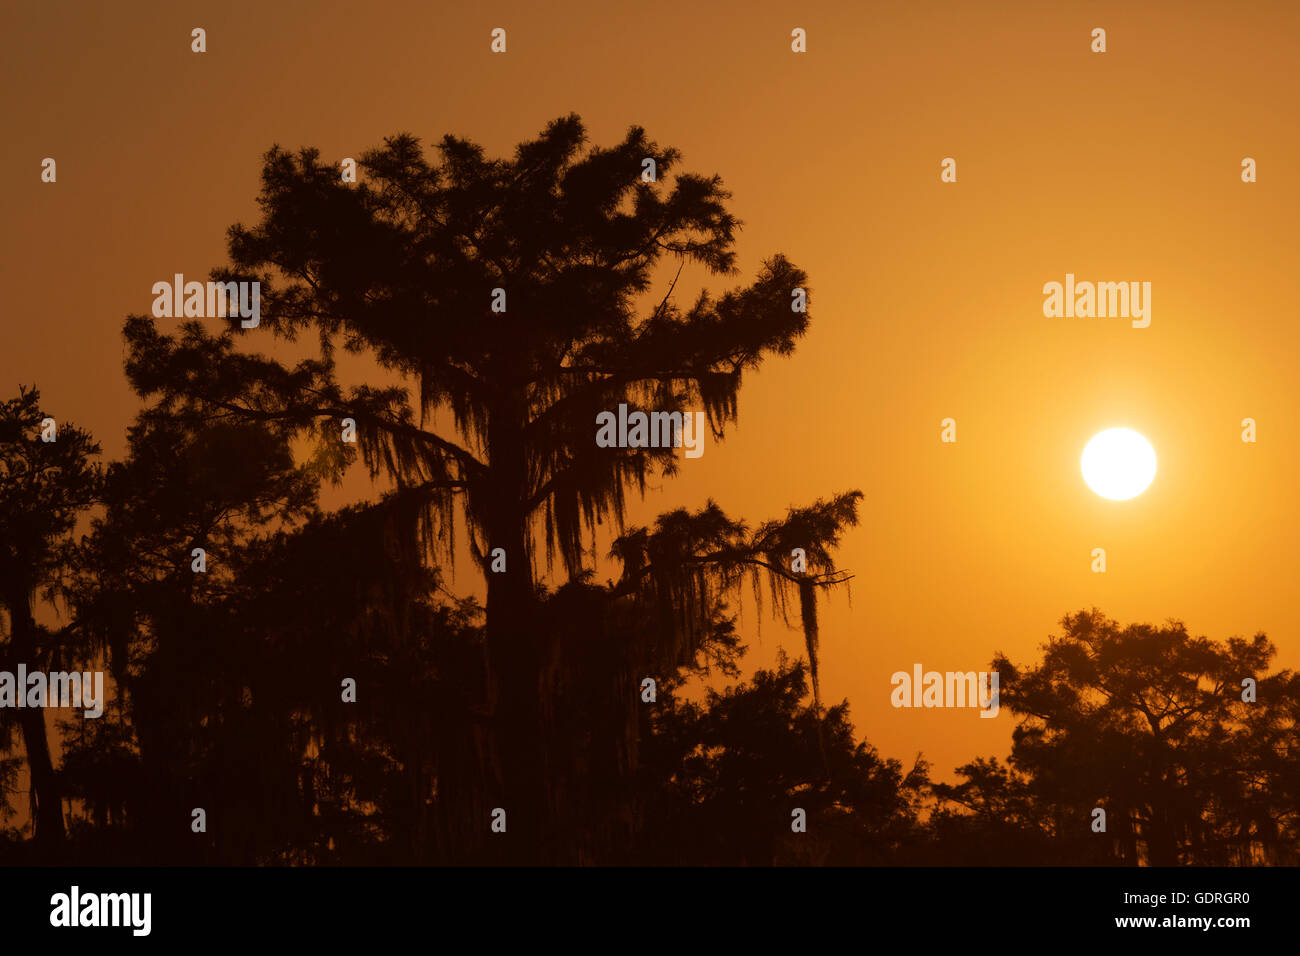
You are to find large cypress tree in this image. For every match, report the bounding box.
[122,115,861,859]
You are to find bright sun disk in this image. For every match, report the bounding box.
[1081,428,1156,501]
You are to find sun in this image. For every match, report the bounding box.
[1081,428,1157,501]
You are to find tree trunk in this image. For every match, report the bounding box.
[1145,752,1179,866]
[483,397,552,863]
[4,588,66,852]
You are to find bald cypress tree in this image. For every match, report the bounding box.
[122,115,860,859]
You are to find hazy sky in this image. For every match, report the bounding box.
[5,0,1299,779]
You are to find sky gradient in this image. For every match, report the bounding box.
[5,0,1299,779]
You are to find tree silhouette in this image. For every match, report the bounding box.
[64,409,316,862]
[926,757,1062,865]
[119,115,862,860]
[990,609,1300,865]
[641,653,926,865]
[0,388,101,852]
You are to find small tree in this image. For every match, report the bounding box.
[0,388,100,849]
[67,409,316,861]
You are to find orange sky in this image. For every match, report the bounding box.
[5,0,1299,780]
